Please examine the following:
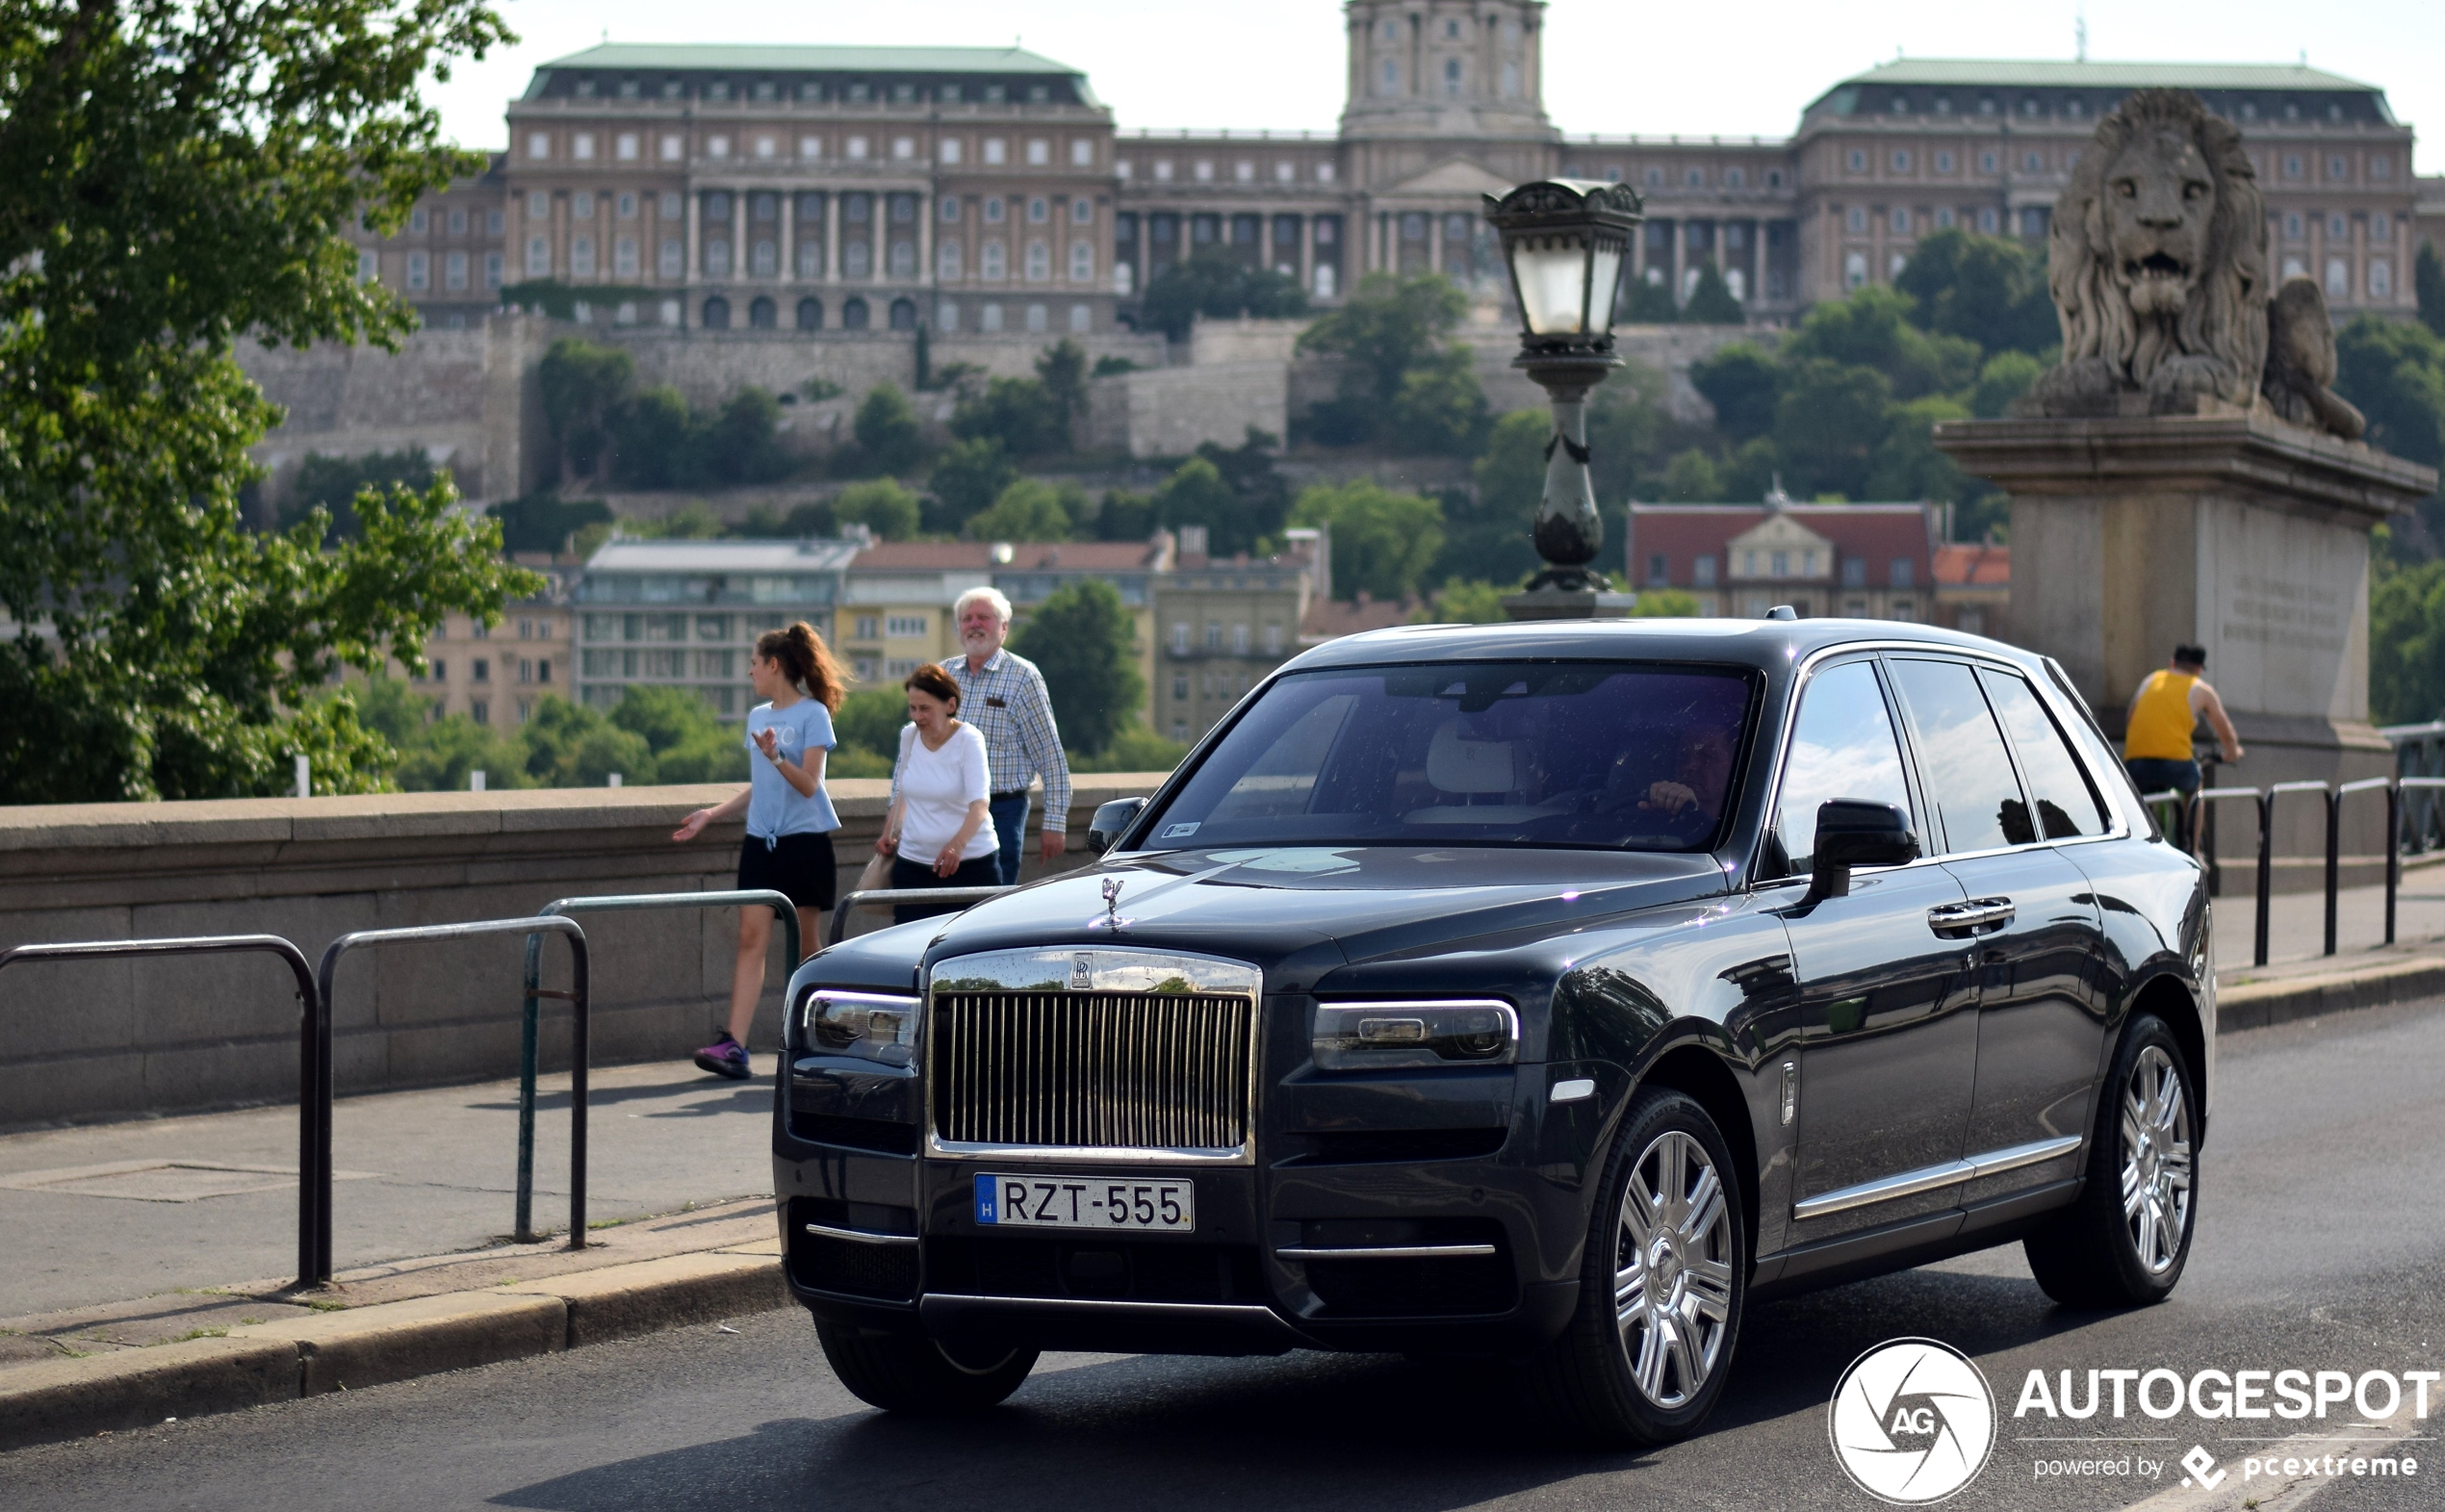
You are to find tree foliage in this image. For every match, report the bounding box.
[852,383,927,474]
[1892,229,2058,358]
[0,0,529,801]
[1682,264,1745,324]
[374,681,748,790]
[926,437,1019,532]
[2415,241,2445,342]
[1298,271,1469,405]
[281,448,439,542]
[1288,482,1445,602]
[951,375,1067,458]
[833,479,924,541]
[1137,246,1308,342]
[966,477,1077,542]
[1008,578,1142,756]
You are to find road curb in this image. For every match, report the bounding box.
[2218,956,2445,1032]
[0,1252,784,1452]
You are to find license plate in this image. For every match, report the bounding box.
[974,1173,1196,1232]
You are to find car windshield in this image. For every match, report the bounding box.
[1140,661,1756,852]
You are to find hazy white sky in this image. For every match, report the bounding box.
[426,0,2442,175]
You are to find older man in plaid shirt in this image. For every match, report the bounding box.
[910,586,1071,885]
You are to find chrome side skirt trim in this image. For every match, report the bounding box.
[1793,1135,2083,1221]
[1275,1243,1498,1260]
[804,1222,917,1247]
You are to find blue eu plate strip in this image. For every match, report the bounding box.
[974,1172,998,1224]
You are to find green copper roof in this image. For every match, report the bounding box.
[1820,58,2381,96]
[533,43,1084,77]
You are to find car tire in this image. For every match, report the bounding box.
[2023,1012,2199,1309]
[814,1320,1039,1414]
[1526,1086,1747,1447]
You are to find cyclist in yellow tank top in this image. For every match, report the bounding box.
[2124,645,2243,847]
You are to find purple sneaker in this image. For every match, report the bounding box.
[693,1032,751,1081]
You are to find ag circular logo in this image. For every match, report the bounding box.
[1828,1337,1996,1503]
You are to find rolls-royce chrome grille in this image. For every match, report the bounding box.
[926,948,1262,1164]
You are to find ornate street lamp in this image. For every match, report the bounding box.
[1481,179,1643,619]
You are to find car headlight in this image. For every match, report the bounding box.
[800,989,921,1067]
[1312,1000,1518,1071]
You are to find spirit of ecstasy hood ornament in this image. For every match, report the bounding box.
[1094,875,1130,933]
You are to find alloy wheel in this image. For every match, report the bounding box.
[1614,1129,1736,1409]
[2120,1044,2193,1275]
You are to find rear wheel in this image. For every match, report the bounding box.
[1526,1087,1746,1447]
[2023,1012,2198,1308]
[814,1320,1039,1414]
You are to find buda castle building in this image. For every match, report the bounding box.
[360,4,2430,339]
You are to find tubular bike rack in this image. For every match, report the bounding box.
[513,890,800,1243]
[0,935,326,1289]
[2189,785,2272,967]
[318,916,587,1269]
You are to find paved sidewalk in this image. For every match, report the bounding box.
[0,1061,773,1320]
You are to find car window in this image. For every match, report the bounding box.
[1887,658,2033,854]
[1774,659,1914,872]
[1977,668,2109,838]
[1140,661,1756,852]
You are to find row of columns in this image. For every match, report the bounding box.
[1123,211,1342,297]
[686,185,933,289]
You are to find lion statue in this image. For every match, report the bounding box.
[2021,88,2361,438]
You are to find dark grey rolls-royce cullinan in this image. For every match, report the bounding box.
[773,617,2209,1443]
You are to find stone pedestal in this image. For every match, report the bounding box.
[1935,411,2437,870]
[1502,586,1636,621]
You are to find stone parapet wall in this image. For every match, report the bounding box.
[1086,362,1289,457]
[0,777,1166,1130]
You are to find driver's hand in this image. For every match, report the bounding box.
[1641,781,1698,814]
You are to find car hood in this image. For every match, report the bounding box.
[912,846,1730,985]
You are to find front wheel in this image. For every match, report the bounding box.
[814,1320,1039,1414]
[1526,1087,1747,1447]
[2022,1012,2199,1308]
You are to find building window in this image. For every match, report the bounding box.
[484,252,502,289]
[1068,243,1094,283]
[1072,196,1094,225]
[1844,251,1867,288]
[1647,553,1669,586]
[1891,207,1911,235]
[1173,676,1189,702]
[984,138,1006,166]
[658,240,682,278]
[1891,149,1911,172]
[445,250,468,290]
[1935,151,1954,173]
[797,297,823,331]
[1070,139,1094,167]
[1068,303,1090,333]
[471,700,490,726]
[2329,214,2348,240]
[1979,151,1997,174]
[983,196,1004,225]
[1847,149,1866,172]
[1025,241,1050,281]
[981,241,1006,281]
[2371,260,2392,297]
[1841,556,1866,588]
[1978,208,1999,234]
[1171,623,1190,654]
[1890,558,1915,589]
[2329,154,2350,181]
[569,236,593,278]
[703,296,730,329]
[1845,206,1866,233]
[2373,213,2392,240]
[885,614,927,638]
[1025,303,1047,332]
[2283,155,2303,179]
[842,297,869,330]
[473,657,491,682]
[2327,258,2350,298]
[939,241,964,280]
[526,237,549,276]
[527,132,549,160]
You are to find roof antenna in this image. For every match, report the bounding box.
[2074,6,2087,63]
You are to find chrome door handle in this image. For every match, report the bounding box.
[1926,898,2016,936]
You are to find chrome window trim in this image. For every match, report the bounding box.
[1275,1243,1498,1260]
[1791,1133,2083,1220]
[921,946,1264,1166]
[1750,640,2128,891]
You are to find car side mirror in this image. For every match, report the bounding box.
[1804,799,1919,904]
[1087,797,1147,855]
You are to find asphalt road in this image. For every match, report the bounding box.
[6,999,2441,1512]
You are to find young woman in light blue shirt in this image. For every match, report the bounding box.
[671,622,846,1080]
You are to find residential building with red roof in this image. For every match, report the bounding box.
[1626,496,1946,625]
[1934,542,2011,641]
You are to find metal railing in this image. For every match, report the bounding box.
[0,935,325,1289]
[829,885,1013,945]
[512,890,800,1243]
[317,916,587,1272]
[2144,774,2445,969]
